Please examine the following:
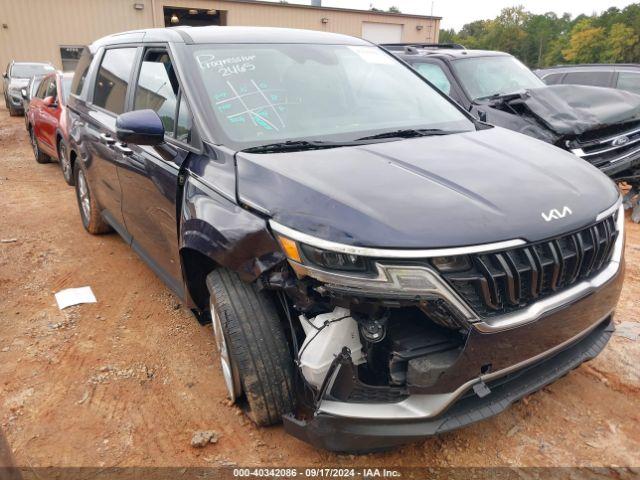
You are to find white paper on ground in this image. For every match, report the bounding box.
[55,286,97,310]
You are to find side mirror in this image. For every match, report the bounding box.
[116,109,164,146]
[43,96,57,108]
[20,88,28,100]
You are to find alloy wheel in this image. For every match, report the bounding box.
[76,169,91,222]
[59,143,71,182]
[210,300,242,400]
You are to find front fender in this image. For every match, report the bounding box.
[180,176,285,282]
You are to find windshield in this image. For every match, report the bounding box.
[11,63,54,79]
[188,44,475,149]
[452,55,545,101]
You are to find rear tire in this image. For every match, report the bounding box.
[73,162,111,234]
[30,128,50,164]
[8,104,20,117]
[206,268,296,426]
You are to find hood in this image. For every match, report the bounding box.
[488,85,640,137]
[236,127,619,249]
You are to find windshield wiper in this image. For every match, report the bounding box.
[475,91,525,103]
[356,128,465,141]
[242,140,361,154]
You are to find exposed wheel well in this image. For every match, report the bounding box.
[181,248,218,310]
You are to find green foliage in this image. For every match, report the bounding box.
[439,3,640,67]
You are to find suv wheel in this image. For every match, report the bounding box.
[30,129,50,164]
[58,141,74,186]
[206,269,296,426]
[73,163,111,234]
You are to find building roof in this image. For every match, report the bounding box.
[225,0,441,20]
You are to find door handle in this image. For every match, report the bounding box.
[99,133,115,146]
[114,142,133,156]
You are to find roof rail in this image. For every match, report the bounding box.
[380,42,466,52]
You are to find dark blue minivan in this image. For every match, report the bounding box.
[66,26,624,452]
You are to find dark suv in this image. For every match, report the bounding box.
[67,27,624,452]
[386,44,640,182]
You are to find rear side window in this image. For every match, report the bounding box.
[563,71,612,87]
[71,48,93,96]
[93,47,137,114]
[413,62,452,95]
[133,50,178,136]
[617,72,640,95]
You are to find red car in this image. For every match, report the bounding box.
[26,71,74,185]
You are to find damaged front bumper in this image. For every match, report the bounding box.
[284,314,614,452]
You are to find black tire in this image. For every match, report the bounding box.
[206,268,296,426]
[58,140,74,186]
[73,162,111,234]
[8,104,20,117]
[30,128,50,164]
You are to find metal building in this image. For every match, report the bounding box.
[0,0,440,78]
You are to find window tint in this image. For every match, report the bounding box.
[542,73,564,85]
[133,50,178,136]
[93,47,137,114]
[413,62,451,95]
[617,72,640,95]
[71,48,93,96]
[563,71,611,87]
[176,93,193,143]
[36,77,50,99]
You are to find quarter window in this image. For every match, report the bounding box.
[93,47,137,114]
[413,62,452,95]
[133,50,178,136]
[176,93,193,143]
[71,48,93,96]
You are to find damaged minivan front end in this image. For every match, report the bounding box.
[261,202,624,451]
[235,127,625,451]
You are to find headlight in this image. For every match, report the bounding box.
[272,230,477,320]
[300,244,368,272]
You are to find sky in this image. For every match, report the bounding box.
[266,0,639,30]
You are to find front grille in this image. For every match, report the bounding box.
[442,214,618,318]
[573,123,640,170]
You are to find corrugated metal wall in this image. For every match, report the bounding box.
[1,0,439,89]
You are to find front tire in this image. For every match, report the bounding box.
[206,269,296,426]
[73,163,111,234]
[58,140,74,186]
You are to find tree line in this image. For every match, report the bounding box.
[439,4,640,67]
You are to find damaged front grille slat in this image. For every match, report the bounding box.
[443,214,618,318]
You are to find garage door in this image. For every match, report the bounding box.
[361,22,403,44]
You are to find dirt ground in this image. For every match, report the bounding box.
[0,106,639,471]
